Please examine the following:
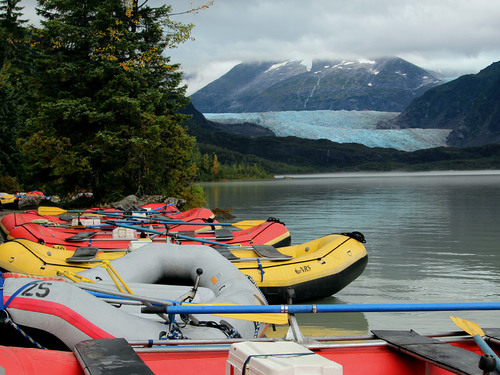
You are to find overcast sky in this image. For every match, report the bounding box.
[21,0,500,95]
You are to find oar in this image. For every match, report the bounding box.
[111,222,240,247]
[144,202,176,212]
[105,218,263,229]
[450,316,500,371]
[141,303,288,325]
[38,206,263,229]
[38,206,197,223]
[189,303,288,325]
[38,206,177,217]
[78,284,286,324]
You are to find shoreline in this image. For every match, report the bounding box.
[274,169,500,179]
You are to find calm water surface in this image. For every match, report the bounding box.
[201,171,500,336]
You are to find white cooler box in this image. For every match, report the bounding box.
[71,218,101,226]
[226,341,342,375]
[112,227,138,240]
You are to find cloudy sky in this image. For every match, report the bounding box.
[20,0,500,95]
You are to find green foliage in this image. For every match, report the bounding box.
[0,174,20,191]
[194,149,274,181]
[218,163,272,180]
[0,82,22,176]
[0,0,30,183]
[179,183,206,210]
[16,0,198,202]
[194,142,312,178]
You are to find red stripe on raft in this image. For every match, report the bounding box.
[4,296,114,339]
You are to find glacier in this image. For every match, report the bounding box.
[204,110,451,152]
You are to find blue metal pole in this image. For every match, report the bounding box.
[159,302,500,315]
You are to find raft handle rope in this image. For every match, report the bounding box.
[340,231,366,243]
[245,274,269,338]
[0,272,47,349]
[256,259,264,282]
[0,310,47,350]
[266,217,285,226]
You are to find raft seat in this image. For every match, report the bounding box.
[485,328,500,341]
[214,247,240,261]
[215,245,293,262]
[214,229,234,240]
[66,247,100,263]
[178,229,235,240]
[252,245,292,259]
[74,338,154,375]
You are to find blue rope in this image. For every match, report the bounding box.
[0,272,4,310]
[245,275,268,338]
[0,274,46,349]
[3,280,41,310]
[2,314,47,349]
[257,259,264,282]
[165,329,188,339]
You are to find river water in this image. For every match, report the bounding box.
[200,171,500,336]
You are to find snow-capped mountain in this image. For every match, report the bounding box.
[190,57,443,113]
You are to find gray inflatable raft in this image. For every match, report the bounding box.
[1,243,268,349]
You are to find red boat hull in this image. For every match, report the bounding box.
[6,219,290,250]
[0,338,490,375]
[1,203,180,236]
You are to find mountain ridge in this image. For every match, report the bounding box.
[190,56,443,113]
[380,61,500,147]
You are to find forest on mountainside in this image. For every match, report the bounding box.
[182,103,500,174]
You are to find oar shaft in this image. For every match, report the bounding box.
[473,335,500,372]
[80,284,177,306]
[114,223,239,247]
[474,335,497,357]
[110,218,232,226]
[159,302,500,315]
[63,209,223,227]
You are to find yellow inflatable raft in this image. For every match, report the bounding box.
[0,232,367,303]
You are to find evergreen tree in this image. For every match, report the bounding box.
[0,0,27,62]
[0,0,28,184]
[20,0,199,201]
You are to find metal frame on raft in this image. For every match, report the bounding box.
[113,302,500,375]
[125,331,486,352]
[111,298,500,346]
